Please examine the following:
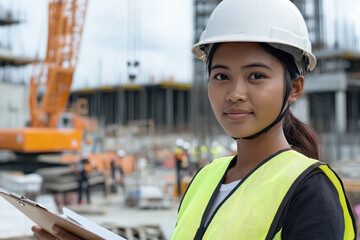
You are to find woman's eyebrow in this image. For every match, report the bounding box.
[211,63,274,72]
[210,64,229,71]
[241,63,273,71]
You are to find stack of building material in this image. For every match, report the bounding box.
[36,166,105,193]
[0,172,43,194]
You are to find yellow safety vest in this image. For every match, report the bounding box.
[171,149,356,240]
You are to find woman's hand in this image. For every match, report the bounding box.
[32,225,84,240]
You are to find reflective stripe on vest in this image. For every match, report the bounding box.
[171,150,356,240]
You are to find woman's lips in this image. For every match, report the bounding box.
[224,108,252,120]
[225,112,251,120]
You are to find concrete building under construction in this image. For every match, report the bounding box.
[69,81,192,133]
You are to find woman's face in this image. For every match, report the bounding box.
[208,42,286,138]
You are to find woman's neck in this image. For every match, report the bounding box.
[224,125,290,183]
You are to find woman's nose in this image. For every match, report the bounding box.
[225,80,248,102]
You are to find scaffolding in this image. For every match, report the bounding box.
[0,2,37,129]
[0,1,37,84]
[291,0,324,50]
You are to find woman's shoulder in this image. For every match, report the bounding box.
[279,168,345,239]
[290,168,341,207]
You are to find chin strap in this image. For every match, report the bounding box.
[233,71,292,140]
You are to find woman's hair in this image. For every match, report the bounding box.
[206,42,319,159]
[283,110,319,159]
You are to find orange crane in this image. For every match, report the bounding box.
[0,0,90,154]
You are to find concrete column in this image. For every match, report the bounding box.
[166,88,173,129]
[118,89,125,125]
[140,88,147,120]
[335,90,346,133]
[291,94,310,125]
[178,91,185,125]
[129,91,134,121]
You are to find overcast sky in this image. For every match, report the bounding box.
[1,0,193,89]
[75,0,194,89]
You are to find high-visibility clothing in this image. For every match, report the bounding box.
[171,149,356,240]
[175,147,183,160]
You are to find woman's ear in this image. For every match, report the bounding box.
[288,75,304,103]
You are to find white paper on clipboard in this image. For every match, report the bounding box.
[62,207,125,240]
[0,190,126,240]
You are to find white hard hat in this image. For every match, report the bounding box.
[192,0,316,73]
[182,141,191,150]
[82,152,89,159]
[117,149,126,158]
[175,138,184,147]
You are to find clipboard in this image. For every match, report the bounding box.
[0,190,125,240]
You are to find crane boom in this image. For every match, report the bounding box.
[30,0,88,128]
[0,0,89,153]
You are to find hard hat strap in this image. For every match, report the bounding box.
[238,70,292,140]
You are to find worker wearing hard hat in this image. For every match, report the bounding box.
[174,139,189,198]
[111,149,126,194]
[209,141,226,161]
[172,0,356,239]
[74,152,92,205]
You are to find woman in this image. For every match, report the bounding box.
[172,0,356,239]
[32,0,356,239]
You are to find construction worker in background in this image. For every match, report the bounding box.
[189,141,201,175]
[111,149,126,194]
[209,140,226,161]
[74,152,92,205]
[174,138,188,198]
[181,141,191,170]
[172,0,356,239]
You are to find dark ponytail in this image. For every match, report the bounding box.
[283,110,319,159]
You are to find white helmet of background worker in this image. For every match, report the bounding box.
[182,141,191,151]
[192,0,316,74]
[175,138,184,148]
[117,149,126,158]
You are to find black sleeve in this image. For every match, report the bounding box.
[280,169,345,240]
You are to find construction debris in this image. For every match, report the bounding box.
[102,223,166,240]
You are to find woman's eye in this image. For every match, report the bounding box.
[249,73,265,80]
[214,73,229,81]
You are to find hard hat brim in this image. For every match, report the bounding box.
[192,35,316,72]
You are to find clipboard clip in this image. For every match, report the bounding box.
[10,193,47,210]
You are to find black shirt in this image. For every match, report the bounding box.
[276,169,347,239]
